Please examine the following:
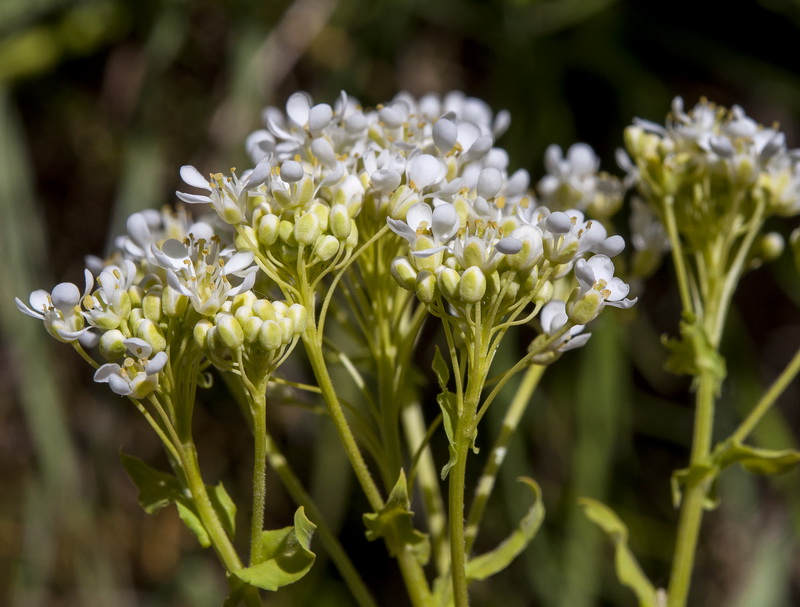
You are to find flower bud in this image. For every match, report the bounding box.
[330,204,352,240]
[459,266,487,303]
[415,271,437,303]
[258,214,281,246]
[566,289,602,325]
[295,212,321,245]
[461,239,487,269]
[137,319,167,352]
[220,197,244,225]
[127,285,144,308]
[259,319,283,351]
[533,280,554,306]
[194,319,213,349]
[345,221,359,249]
[216,314,244,350]
[234,305,254,324]
[232,291,257,312]
[142,292,162,322]
[242,316,263,343]
[287,304,308,334]
[235,226,258,252]
[313,234,340,262]
[437,267,460,300]
[271,301,289,318]
[99,329,127,360]
[162,286,188,318]
[309,202,330,231]
[253,299,276,321]
[279,318,294,344]
[391,257,417,290]
[279,220,296,245]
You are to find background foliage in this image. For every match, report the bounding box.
[2,0,800,605]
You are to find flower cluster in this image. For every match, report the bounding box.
[623,97,800,259]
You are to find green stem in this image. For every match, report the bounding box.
[465,364,545,554]
[661,195,695,314]
[263,431,378,607]
[729,342,800,445]
[179,442,262,607]
[249,388,268,565]
[667,367,716,607]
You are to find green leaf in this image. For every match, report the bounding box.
[714,441,800,476]
[120,451,184,514]
[580,498,658,607]
[120,452,237,548]
[670,463,719,509]
[210,482,237,538]
[465,477,544,582]
[432,346,450,390]
[234,507,317,591]
[438,391,458,480]
[177,500,211,547]
[363,470,430,565]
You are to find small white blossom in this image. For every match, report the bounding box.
[94,337,168,398]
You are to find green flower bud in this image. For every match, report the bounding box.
[99,329,126,360]
[242,316,263,343]
[234,305,253,324]
[567,289,602,325]
[329,204,352,240]
[459,266,487,303]
[137,319,167,352]
[533,280,554,307]
[221,198,244,225]
[128,307,144,331]
[391,257,417,290]
[345,221,359,249]
[253,299,276,321]
[436,267,460,300]
[295,212,321,245]
[279,220,296,245]
[313,234,340,262]
[235,226,258,252]
[258,214,281,246]
[272,301,289,318]
[232,291,257,313]
[310,201,330,231]
[216,314,244,350]
[162,286,188,318]
[287,304,307,335]
[415,271,437,303]
[259,319,282,351]
[412,236,442,273]
[127,285,144,308]
[279,318,294,344]
[143,292,162,322]
[194,319,213,349]
[462,239,487,269]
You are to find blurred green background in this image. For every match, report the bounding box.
[2,0,800,605]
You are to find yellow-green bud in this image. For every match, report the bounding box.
[253,299,276,321]
[235,226,258,252]
[127,285,144,308]
[462,239,487,268]
[272,301,289,318]
[312,235,339,262]
[137,319,167,352]
[567,290,602,325]
[234,305,253,324]
[459,266,487,303]
[242,316,263,343]
[143,292,162,322]
[99,329,126,360]
[295,212,321,245]
[345,221,359,249]
[287,304,307,334]
[162,286,188,318]
[391,257,417,290]
[232,291,257,313]
[128,307,144,331]
[216,314,244,350]
[258,214,281,246]
[436,267,460,300]
[221,197,244,225]
[259,319,282,351]
[279,317,294,344]
[415,271,437,303]
[329,204,352,240]
[533,280,554,306]
[310,202,330,230]
[412,236,442,272]
[279,219,296,245]
[194,319,213,349]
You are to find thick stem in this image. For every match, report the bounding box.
[250,389,268,564]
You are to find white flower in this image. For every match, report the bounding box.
[387,201,459,255]
[152,236,257,316]
[94,337,168,398]
[570,255,637,323]
[82,260,138,330]
[540,299,591,352]
[15,270,93,342]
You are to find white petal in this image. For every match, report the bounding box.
[176,191,212,205]
[51,282,81,311]
[280,160,305,183]
[188,222,214,242]
[431,204,459,241]
[162,239,189,260]
[407,202,433,230]
[108,374,133,396]
[493,109,511,138]
[166,270,192,296]
[411,245,447,258]
[494,237,523,255]
[180,165,211,190]
[227,270,256,297]
[477,167,503,199]
[433,118,458,151]
[319,162,344,188]
[311,138,336,167]
[125,337,152,359]
[308,104,333,134]
[94,363,121,383]
[146,351,168,374]
[15,296,44,318]
[567,143,598,175]
[597,235,625,257]
[245,157,273,189]
[409,154,444,189]
[386,218,417,244]
[464,135,493,161]
[224,251,255,275]
[545,212,573,234]
[372,169,401,193]
[379,106,403,129]
[286,92,312,127]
